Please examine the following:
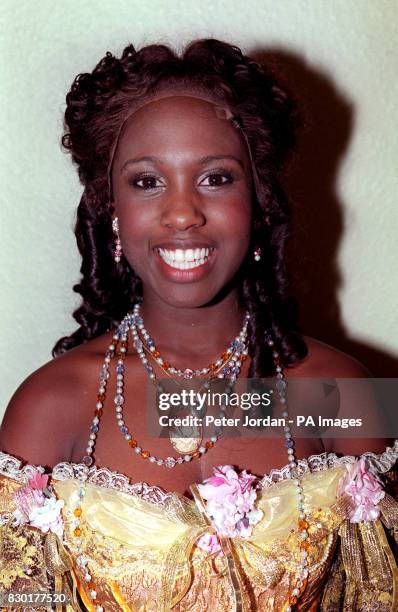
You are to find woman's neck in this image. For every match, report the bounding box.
[139,291,245,365]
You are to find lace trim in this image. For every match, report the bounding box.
[0,452,41,482]
[1,439,397,503]
[52,462,176,505]
[259,439,398,487]
[0,452,176,506]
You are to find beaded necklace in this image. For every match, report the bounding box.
[130,303,250,457]
[132,303,251,380]
[83,306,250,468]
[73,307,310,610]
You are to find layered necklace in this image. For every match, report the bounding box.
[75,304,310,611]
[83,304,250,468]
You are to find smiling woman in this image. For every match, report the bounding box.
[111,94,252,307]
[0,39,397,611]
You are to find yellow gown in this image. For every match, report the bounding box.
[1,444,397,611]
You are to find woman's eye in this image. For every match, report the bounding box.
[129,174,163,190]
[201,171,234,187]
[128,170,234,191]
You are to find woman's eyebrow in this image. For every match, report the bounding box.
[121,154,244,172]
[121,156,158,172]
[198,154,244,168]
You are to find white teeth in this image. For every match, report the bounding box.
[157,247,213,269]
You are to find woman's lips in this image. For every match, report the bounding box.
[158,246,212,269]
[153,246,217,282]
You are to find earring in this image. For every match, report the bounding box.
[112,217,123,263]
[253,247,262,262]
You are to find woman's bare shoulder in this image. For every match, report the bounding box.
[291,335,370,377]
[0,333,111,467]
[293,336,391,456]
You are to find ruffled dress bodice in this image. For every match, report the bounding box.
[1,444,397,611]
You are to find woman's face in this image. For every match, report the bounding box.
[111,95,253,308]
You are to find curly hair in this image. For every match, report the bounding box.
[53,38,308,375]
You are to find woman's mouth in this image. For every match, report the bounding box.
[152,245,217,282]
[157,247,213,270]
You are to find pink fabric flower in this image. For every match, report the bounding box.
[28,471,49,490]
[197,465,263,538]
[14,487,45,524]
[13,469,64,536]
[337,458,385,522]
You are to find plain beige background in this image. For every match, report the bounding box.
[0,0,397,419]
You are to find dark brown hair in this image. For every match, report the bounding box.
[53,38,308,375]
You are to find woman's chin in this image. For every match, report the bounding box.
[150,286,221,310]
[143,275,242,311]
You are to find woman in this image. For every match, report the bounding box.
[0,39,396,611]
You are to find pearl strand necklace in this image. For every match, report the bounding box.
[114,331,240,467]
[83,308,250,468]
[82,308,250,467]
[266,335,310,610]
[71,472,104,611]
[131,303,251,380]
[129,304,250,459]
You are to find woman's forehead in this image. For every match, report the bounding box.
[116,96,243,155]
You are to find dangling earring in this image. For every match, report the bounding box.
[253,247,262,262]
[112,217,123,263]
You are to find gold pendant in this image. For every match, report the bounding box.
[169,424,202,455]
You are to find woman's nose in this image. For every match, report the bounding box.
[160,189,206,231]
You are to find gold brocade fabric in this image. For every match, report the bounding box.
[0,452,397,611]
